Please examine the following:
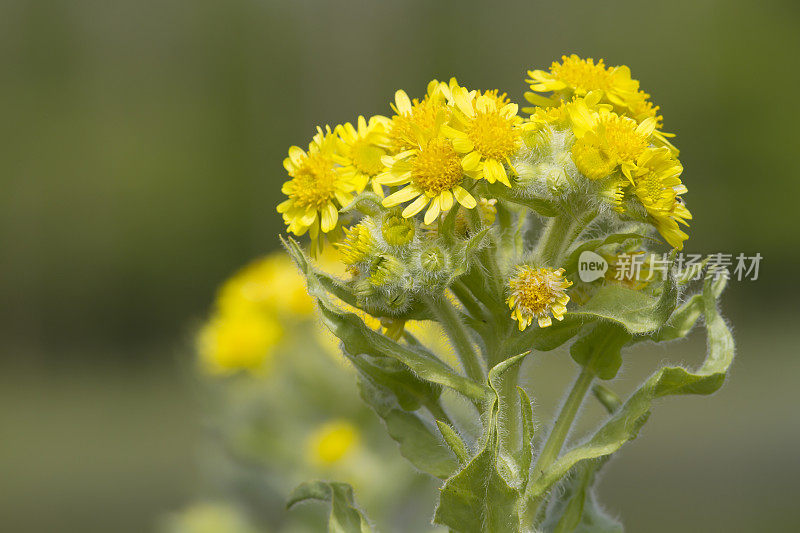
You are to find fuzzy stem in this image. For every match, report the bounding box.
[535,207,598,266]
[525,366,594,523]
[425,294,485,383]
[450,282,488,323]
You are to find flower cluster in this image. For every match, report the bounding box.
[277,56,693,334]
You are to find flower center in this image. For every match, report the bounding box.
[551,56,614,92]
[411,138,463,195]
[509,267,569,316]
[289,153,339,210]
[389,99,444,151]
[467,111,520,160]
[599,115,649,162]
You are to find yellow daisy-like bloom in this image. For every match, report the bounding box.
[631,148,692,249]
[216,254,314,319]
[568,99,657,181]
[376,136,477,225]
[526,54,660,124]
[306,420,360,466]
[278,126,357,246]
[443,86,527,187]
[197,311,283,375]
[387,80,449,152]
[335,115,391,196]
[507,266,572,330]
[336,221,375,273]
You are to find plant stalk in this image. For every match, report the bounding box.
[425,294,485,383]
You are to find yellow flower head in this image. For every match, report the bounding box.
[336,221,376,273]
[197,311,282,375]
[507,266,572,330]
[443,85,527,187]
[278,126,356,247]
[568,99,657,181]
[526,54,661,125]
[376,136,477,225]
[216,253,314,319]
[387,80,449,152]
[335,115,391,196]
[306,420,360,466]
[632,148,692,249]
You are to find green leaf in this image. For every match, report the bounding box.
[568,269,678,335]
[525,276,734,501]
[436,420,471,465]
[347,354,441,412]
[541,459,623,533]
[433,355,529,532]
[570,322,632,380]
[284,236,488,402]
[502,315,585,357]
[287,481,373,533]
[359,375,458,478]
[516,386,534,489]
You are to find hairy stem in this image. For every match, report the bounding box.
[425,294,485,383]
[524,366,594,523]
[535,207,599,266]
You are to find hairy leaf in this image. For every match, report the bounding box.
[433,354,529,532]
[570,322,632,380]
[526,277,734,500]
[359,376,458,478]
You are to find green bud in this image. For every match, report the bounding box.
[369,254,405,287]
[420,247,447,273]
[381,212,415,247]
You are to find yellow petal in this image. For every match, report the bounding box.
[402,195,429,218]
[452,186,477,209]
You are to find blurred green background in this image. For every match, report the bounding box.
[1,0,798,531]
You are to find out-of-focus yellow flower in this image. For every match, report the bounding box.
[278,126,357,252]
[306,420,360,466]
[197,311,282,375]
[507,266,572,330]
[216,254,314,319]
[163,502,258,533]
[442,85,528,187]
[335,115,391,196]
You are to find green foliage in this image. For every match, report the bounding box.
[433,354,530,532]
[287,481,373,533]
[525,277,734,502]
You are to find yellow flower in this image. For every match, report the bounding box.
[306,420,360,466]
[278,126,357,250]
[526,54,660,124]
[387,80,449,152]
[507,266,572,330]
[442,85,527,187]
[568,100,657,181]
[335,115,391,196]
[336,221,376,273]
[631,148,692,249]
[216,253,314,319]
[376,136,477,225]
[197,311,282,375]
